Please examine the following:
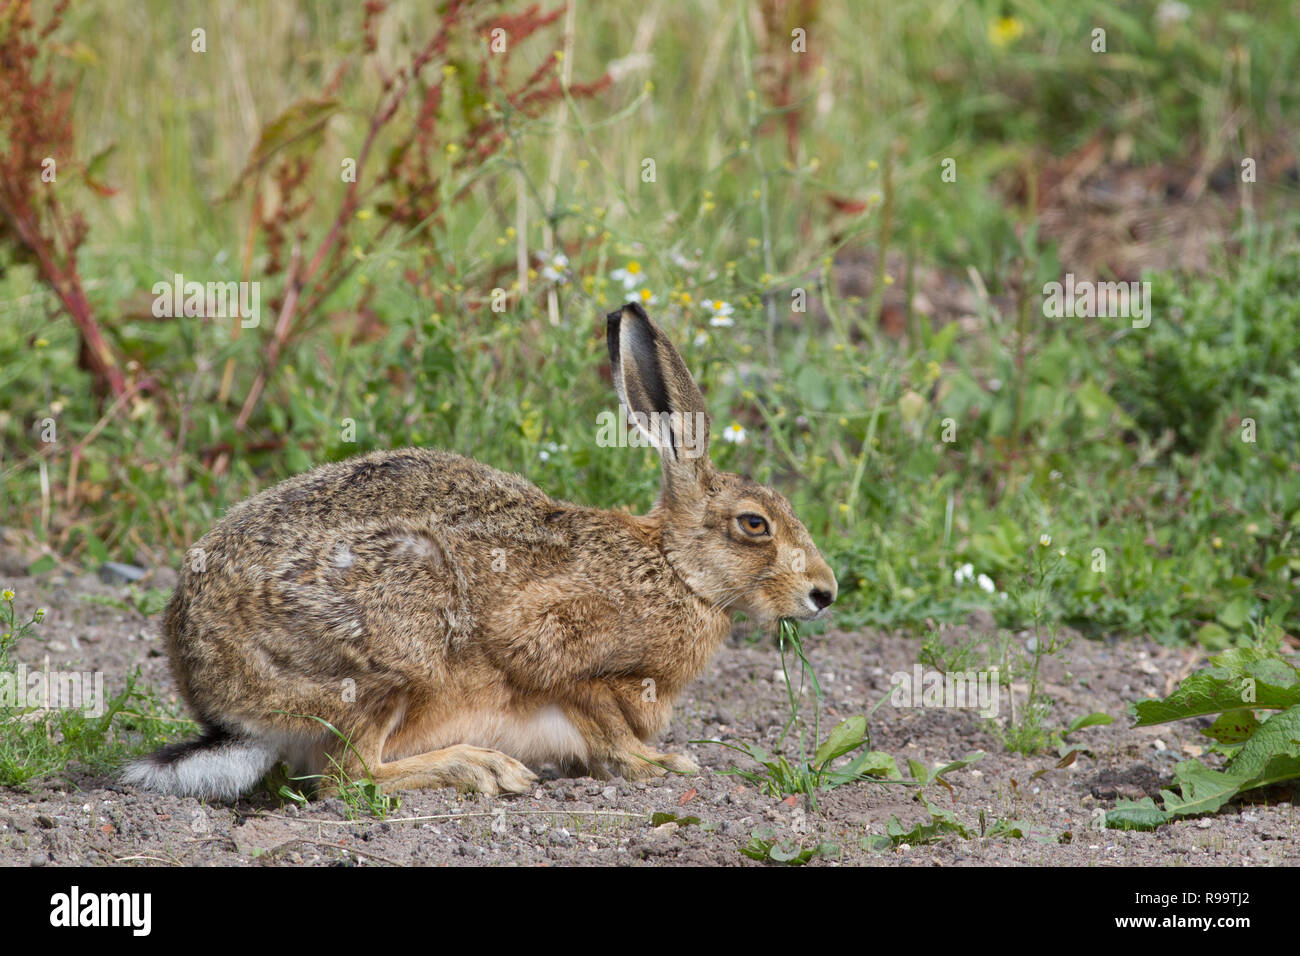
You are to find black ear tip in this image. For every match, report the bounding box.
[607,301,651,331]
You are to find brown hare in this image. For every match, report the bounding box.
[124,302,837,800]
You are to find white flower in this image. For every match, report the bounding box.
[706,300,735,327]
[953,563,974,584]
[1039,533,1051,548]
[538,441,566,463]
[1155,1,1190,28]
[610,261,645,291]
[541,252,569,284]
[632,287,659,307]
[722,423,746,444]
[976,573,996,594]
[693,331,710,348]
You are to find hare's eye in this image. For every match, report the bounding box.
[737,513,770,536]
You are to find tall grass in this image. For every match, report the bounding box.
[2,0,1298,644]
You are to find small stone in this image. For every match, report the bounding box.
[98,561,146,585]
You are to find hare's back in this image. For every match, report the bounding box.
[167,448,566,686]
[220,447,551,533]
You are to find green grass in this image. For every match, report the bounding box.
[0,591,187,788]
[1,0,1298,651]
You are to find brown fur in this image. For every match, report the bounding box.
[130,303,837,799]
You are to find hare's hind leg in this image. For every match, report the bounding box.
[323,723,537,797]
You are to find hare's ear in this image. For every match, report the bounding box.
[606,302,712,501]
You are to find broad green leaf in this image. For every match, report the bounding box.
[1160,760,1248,818]
[813,715,867,768]
[1134,651,1300,726]
[1201,711,1260,745]
[1224,705,1300,783]
[1195,623,1232,650]
[846,750,902,780]
[1217,597,1252,630]
[1106,798,1170,830]
[767,841,800,862]
[1067,711,1113,734]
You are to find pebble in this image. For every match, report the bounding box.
[98,561,146,584]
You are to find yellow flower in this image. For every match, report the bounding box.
[2,589,14,601]
[989,16,1024,48]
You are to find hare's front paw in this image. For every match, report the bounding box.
[611,750,701,780]
[368,744,538,796]
[445,746,539,796]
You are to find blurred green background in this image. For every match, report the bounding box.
[1,0,1298,646]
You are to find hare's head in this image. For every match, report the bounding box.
[607,303,837,626]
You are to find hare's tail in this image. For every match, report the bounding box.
[123,726,279,801]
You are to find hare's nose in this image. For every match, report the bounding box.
[809,588,834,611]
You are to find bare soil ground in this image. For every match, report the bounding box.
[2,567,1297,867]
